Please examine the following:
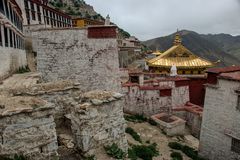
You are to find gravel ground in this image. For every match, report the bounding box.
[126,121,199,160]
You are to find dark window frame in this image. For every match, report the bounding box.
[237,95,240,111]
[31,11,36,20]
[4,26,8,47]
[0,0,4,14]
[5,0,9,19]
[9,29,13,47]
[231,138,240,154]
[0,24,2,46]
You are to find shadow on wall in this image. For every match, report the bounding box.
[25,37,37,72]
[10,53,19,73]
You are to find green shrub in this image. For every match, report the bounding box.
[13,155,26,160]
[16,66,30,74]
[85,155,95,160]
[171,152,183,160]
[128,149,137,160]
[0,156,12,160]
[104,143,126,159]
[146,140,150,144]
[148,118,158,126]
[161,129,167,135]
[126,127,142,143]
[0,155,26,160]
[181,145,198,159]
[55,2,63,8]
[168,142,183,150]
[168,142,207,160]
[128,143,159,160]
[124,114,147,123]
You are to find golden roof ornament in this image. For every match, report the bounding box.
[174,30,182,46]
[147,30,215,69]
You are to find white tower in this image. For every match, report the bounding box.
[170,65,178,76]
[105,14,110,25]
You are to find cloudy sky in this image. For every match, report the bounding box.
[84,0,240,40]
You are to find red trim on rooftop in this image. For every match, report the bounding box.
[173,102,203,116]
[139,85,172,91]
[122,83,139,87]
[143,77,189,84]
[218,72,240,81]
[175,80,189,87]
[88,26,117,38]
[207,66,240,74]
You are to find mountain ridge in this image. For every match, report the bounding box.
[144,30,240,66]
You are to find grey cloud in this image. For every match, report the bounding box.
[85,0,240,40]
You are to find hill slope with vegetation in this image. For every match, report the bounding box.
[144,30,240,66]
[49,0,131,38]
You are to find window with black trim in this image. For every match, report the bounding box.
[237,95,240,111]
[9,29,12,47]
[24,0,29,9]
[37,5,40,13]
[9,4,13,22]
[0,0,4,14]
[32,11,36,20]
[231,138,240,154]
[30,2,34,11]
[5,0,9,19]
[13,32,16,48]
[0,24,2,46]
[38,13,41,23]
[4,26,8,47]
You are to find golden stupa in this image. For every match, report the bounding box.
[147,33,214,75]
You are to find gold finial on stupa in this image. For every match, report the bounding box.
[174,30,182,46]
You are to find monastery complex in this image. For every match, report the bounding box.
[0,0,240,160]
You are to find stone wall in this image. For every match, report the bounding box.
[0,96,58,160]
[122,79,189,116]
[0,48,27,80]
[5,80,128,157]
[32,26,121,92]
[123,86,172,116]
[185,111,202,138]
[71,90,128,156]
[199,79,240,160]
[172,86,189,107]
[173,103,203,138]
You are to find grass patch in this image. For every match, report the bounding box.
[124,114,147,123]
[104,143,126,159]
[148,118,158,126]
[168,142,207,160]
[0,155,26,160]
[171,152,183,160]
[16,66,30,74]
[128,143,159,160]
[168,142,183,150]
[126,127,142,143]
[124,114,158,126]
[146,140,150,144]
[161,129,167,135]
[85,155,95,160]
